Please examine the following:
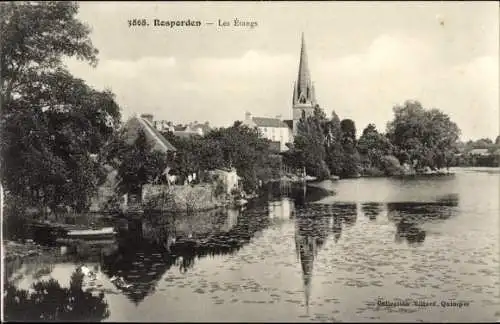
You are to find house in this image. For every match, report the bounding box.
[208,168,241,195]
[172,124,204,138]
[109,114,177,205]
[469,148,490,156]
[242,34,321,152]
[153,120,175,133]
[243,112,293,152]
[154,119,211,138]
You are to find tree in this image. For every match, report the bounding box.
[495,136,500,145]
[324,110,344,176]
[161,132,224,177]
[293,107,330,179]
[205,122,271,191]
[116,129,168,197]
[386,100,460,171]
[357,123,393,170]
[4,270,110,321]
[1,2,121,213]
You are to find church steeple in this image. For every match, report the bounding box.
[292,33,318,135]
[294,33,316,106]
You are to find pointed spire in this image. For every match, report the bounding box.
[297,32,311,99]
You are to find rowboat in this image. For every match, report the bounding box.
[67,227,117,241]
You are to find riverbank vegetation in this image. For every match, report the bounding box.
[284,101,470,180]
[2,2,498,246]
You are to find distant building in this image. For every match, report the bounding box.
[469,148,490,156]
[153,119,211,138]
[243,112,293,152]
[123,114,177,153]
[172,124,204,138]
[153,120,175,133]
[242,33,320,151]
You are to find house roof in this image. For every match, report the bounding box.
[173,125,186,131]
[252,117,288,128]
[191,123,211,134]
[124,116,177,153]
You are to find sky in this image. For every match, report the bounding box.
[64,1,499,141]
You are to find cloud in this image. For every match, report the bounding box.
[311,34,498,139]
[64,33,498,139]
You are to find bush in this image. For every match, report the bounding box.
[381,155,404,176]
[3,194,32,241]
[362,167,385,177]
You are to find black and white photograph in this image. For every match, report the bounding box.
[1,1,499,322]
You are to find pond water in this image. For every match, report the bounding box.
[4,167,499,322]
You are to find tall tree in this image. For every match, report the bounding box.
[386,100,460,171]
[293,107,330,179]
[0,2,121,212]
[324,110,344,176]
[116,129,168,196]
[205,122,271,191]
[357,123,393,169]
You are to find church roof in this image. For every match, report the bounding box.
[252,117,289,128]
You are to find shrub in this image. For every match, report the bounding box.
[381,155,404,176]
[362,167,385,177]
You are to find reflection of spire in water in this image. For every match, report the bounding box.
[300,236,315,308]
[223,208,239,232]
[295,219,317,310]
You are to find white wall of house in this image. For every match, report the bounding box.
[257,126,291,152]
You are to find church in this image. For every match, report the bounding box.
[243,33,318,152]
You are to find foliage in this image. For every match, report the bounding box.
[4,270,110,321]
[380,155,404,176]
[161,131,225,176]
[340,119,356,142]
[293,107,331,179]
[386,100,460,171]
[161,122,270,192]
[357,123,394,173]
[2,193,31,240]
[115,129,168,194]
[205,121,271,192]
[0,2,121,213]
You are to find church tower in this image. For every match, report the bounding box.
[292,33,317,135]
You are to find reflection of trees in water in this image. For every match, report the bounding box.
[100,243,175,305]
[361,202,383,221]
[100,206,272,304]
[387,196,459,245]
[395,218,426,245]
[4,269,110,322]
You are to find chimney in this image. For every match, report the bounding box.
[245,112,252,121]
[276,114,282,120]
[140,114,154,124]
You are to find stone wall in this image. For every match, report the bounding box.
[143,184,230,212]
